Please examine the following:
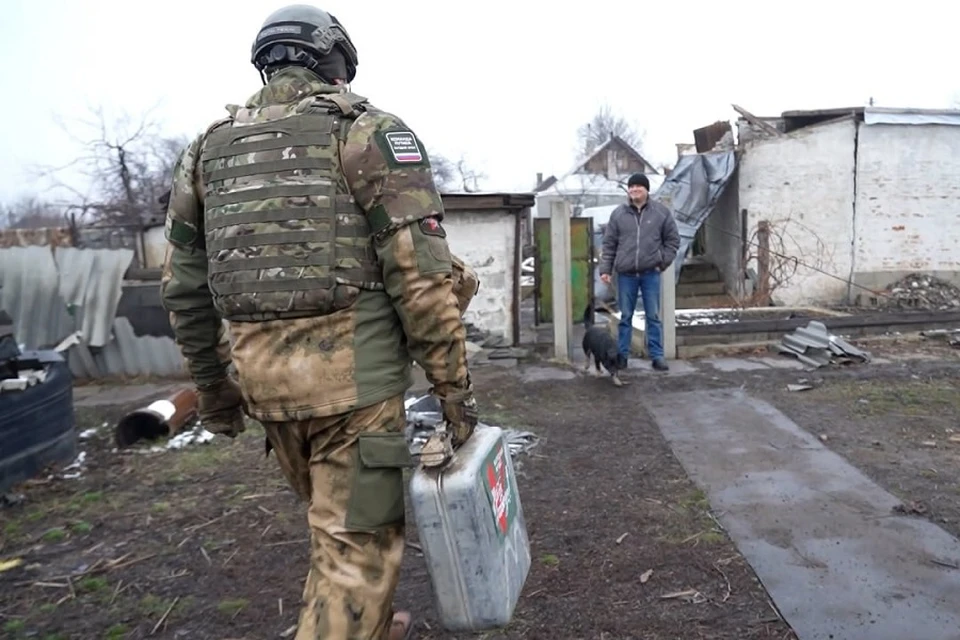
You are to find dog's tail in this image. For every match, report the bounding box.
[582,302,595,329]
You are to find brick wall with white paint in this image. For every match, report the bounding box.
[853,123,960,289]
[443,210,518,343]
[738,118,857,306]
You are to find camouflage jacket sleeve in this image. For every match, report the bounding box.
[159,134,232,388]
[341,110,470,397]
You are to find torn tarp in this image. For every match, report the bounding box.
[777,321,872,368]
[404,393,540,463]
[652,149,737,284]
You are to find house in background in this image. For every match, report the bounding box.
[693,105,960,308]
[530,135,662,236]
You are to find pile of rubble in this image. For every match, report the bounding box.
[882,274,960,310]
[920,328,960,348]
[777,320,872,369]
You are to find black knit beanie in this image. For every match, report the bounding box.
[627,173,650,190]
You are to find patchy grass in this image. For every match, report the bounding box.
[767,373,960,539]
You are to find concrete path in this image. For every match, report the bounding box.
[644,388,960,640]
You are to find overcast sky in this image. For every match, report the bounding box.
[1,0,957,205]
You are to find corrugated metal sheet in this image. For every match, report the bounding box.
[864,107,960,127]
[0,246,74,349]
[55,247,133,347]
[0,246,186,379]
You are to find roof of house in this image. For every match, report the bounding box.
[749,106,960,134]
[535,134,661,197]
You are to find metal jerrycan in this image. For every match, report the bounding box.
[409,424,532,632]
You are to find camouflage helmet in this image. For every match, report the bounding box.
[251,4,358,83]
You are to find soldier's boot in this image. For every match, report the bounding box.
[389,610,413,640]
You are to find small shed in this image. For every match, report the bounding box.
[439,192,536,345]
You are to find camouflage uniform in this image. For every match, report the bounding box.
[160,62,477,639]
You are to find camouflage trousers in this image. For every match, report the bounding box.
[262,394,412,640]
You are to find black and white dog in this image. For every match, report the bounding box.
[581,304,624,387]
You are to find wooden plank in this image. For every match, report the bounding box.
[731,104,783,137]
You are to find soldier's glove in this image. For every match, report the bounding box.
[419,386,479,469]
[197,377,246,438]
[442,392,479,448]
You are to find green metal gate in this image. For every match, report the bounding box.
[533,216,595,325]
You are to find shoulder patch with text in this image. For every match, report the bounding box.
[383,130,423,163]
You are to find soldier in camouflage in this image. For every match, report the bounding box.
[159,5,480,639]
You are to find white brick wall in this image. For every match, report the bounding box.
[443,211,517,343]
[738,118,857,306]
[854,123,960,282]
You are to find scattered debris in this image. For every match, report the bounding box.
[56,452,88,480]
[165,427,215,450]
[640,568,653,583]
[930,558,959,570]
[2,492,25,507]
[404,392,540,463]
[893,501,927,516]
[0,366,48,392]
[920,328,960,348]
[114,388,199,448]
[777,321,871,368]
[660,588,706,604]
[616,533,629,545]
[0,557,23,573]
[786,383,814,392]
[462,322,528,367]
[883,274,960,310]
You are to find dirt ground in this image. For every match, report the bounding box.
[1,337,958,640]
[758,356,960,542]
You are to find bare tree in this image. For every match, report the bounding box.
[31,105,188,226]
[576,104,645,158]
[0,196,69,230]
[428,150,486,193]
[428,149,458,192]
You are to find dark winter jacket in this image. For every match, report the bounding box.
[599,199,681,276]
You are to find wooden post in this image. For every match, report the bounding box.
[660,261,677,359]
[550,199,573,362]
[757,220,771,305]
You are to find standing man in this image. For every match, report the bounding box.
[598,173,681,372]
[159,5,479,639]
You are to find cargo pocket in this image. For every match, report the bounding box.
[345,432,415,531]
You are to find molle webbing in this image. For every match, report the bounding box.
[198,105,383,321]
[204,195,366,229]
[203,132,333,160]
[203,115,336,155]
[207,157,331,183]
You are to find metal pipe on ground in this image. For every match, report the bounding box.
[114,388,199,448]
